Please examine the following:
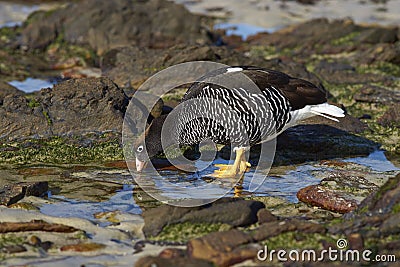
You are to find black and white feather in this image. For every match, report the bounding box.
[170,66,344,148]
[134,66,345,170]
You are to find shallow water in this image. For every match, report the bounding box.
[34,149,399,224]
[0,2,39,28]
[129,150,399,205]
[8,77,57,93]
[0,2,59,28]
[344,150,400,172]
[41,185,141,226]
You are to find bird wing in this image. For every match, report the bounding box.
[240,67,327,110]
[182,66,327,111]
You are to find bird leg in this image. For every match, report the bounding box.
[211,147,251,178]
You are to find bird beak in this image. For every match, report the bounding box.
[136,158,148,172]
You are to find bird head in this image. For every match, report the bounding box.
[134,114,168,172]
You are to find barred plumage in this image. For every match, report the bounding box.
[134,66,345,172]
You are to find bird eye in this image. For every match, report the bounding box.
[137,145,144,152]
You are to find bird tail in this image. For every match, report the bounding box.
[310,103,345,122]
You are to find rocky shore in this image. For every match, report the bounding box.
[0,0,399,266]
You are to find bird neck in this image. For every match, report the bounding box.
[155,114,178,150]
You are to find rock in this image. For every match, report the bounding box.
[247,18,362,54]
[0,182,48,206]
[60,243,106,252]
[187,229,258,267]
[354,85,400,104]
[272,124,377,165]
[347,233,364,250]
[19,0,211,54]
[357,43,400,65]
[39,77,128,135]
[314,60,356,73]
[297,185,358,213]
[251,219,326,241]
[159,248,186,259]
[0,81,24,105]
[135,255,214,267]
[101,44,323,90]
[0,220,78,233]
[142,198,265,237]
[1,245,27,254]
[27,235,53,251]
[0,93,51,139]
[0,77,130,140]
[380,213,400,235]
[320,171,379,195]
[357,26,398,44]
[378,104,400,127]
[302,113,368,133]
[257,208,278,224]
[357,173,400,215]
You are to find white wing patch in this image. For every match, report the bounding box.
[226,67,243,73]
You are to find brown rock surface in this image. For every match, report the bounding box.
[297,185,358,213]
[187,229,257,267]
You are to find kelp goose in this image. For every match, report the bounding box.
[134,66,345,178]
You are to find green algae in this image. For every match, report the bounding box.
[150,222,231,242]
[0,136,123,165]
[0,234,26,260]
[357,61,400,77]
[392,203,400,214]
[331,31,361,46]
[27,98,40,109]
[261,232,340,251]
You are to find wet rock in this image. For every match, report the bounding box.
[0,182,48,206]
[354,85,400,104]
[378,104,400,127]
[19,0,211,54]
[273,124,377,165]
[135,255,214,267]
[142,198,265,237]
[320,171,379,196]
[187,229,258,267]
[297,185,358,213]
[0,220,78,233]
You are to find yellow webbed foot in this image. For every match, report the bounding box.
[210,147,251,178]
